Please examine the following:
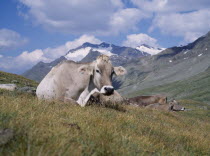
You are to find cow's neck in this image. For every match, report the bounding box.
[87,75,96,92]
[76,75,97,106]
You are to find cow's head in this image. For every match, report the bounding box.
[78,55,126,95]
[169,100,185,111]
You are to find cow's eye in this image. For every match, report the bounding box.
[96,69,100,73]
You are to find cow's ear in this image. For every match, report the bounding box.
[114,66,127,76]
[78,65,93,75]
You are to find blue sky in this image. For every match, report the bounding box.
[0,0,210,74]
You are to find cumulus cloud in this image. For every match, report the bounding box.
[0,35,101,73]
[18,0,148,35]
[131,0,210,43]
[0,55,3,58]
[131,0,210,13]
[109,8,150,35]
[150,9,210,43]
[122,33,159,48]
[0,29,28,51]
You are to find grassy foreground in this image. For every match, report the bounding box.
[0,90,210,155]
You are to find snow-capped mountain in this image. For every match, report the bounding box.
[23,42,150,81]
[136,44,165,55]
[65,42,150,62]
[65,42,116,61]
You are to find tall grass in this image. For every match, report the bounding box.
[0,90,209,155]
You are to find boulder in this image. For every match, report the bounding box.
[0,84,17,91]
[17,86,36,94]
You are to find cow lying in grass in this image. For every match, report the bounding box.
[88,92,185,111]
[36,55,126,107]
[145,100,185,111]
[127,95,167,106]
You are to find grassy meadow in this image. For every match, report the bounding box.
[0,71,210,155]
[0,90,210,155]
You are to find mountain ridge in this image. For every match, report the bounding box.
[22,31,210,97]
[116,31,210,95]
[23,42,152,81]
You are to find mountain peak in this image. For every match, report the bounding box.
[140,44,152,48]
[82,42,97,47]
[99,42,111,48]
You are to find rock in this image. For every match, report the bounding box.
[17,86,36,94]
[0,128,14,146]
[0,84,17,91]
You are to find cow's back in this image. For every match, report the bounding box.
[36,61,92,101]
[36,64,62,100]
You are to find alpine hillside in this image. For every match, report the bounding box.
[115,31,210,98]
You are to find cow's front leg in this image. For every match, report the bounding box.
[78,88,100,107]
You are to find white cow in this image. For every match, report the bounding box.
[36,55,126,106]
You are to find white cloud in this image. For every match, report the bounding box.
[0,29,28,51]
[42,35,101,60]
[0,35,101,73]
[129,0,210,43]
[0,55,3,58]
[109,8,150,35]
[18,0,149,35]
[150,9,210,43]
[122,33,159,48]
[131,0,210,13]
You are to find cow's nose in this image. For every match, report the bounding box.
[104,87,114,95]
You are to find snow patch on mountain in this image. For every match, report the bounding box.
[65,46,116,62]
[136,44,165,55]
[184,50,190,54]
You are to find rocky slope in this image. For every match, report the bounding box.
[116,31,210,95]
[23,56,66,82]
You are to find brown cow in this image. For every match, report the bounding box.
[87,92,185,112]
[126,95,167,106]
[146,100,185,111]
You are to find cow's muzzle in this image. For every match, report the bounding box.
[100,86,114,95]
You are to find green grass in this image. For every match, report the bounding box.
[128,67,210,104]
[0,71,38,87]
[0,70,210,155]
[0,90,210,155]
